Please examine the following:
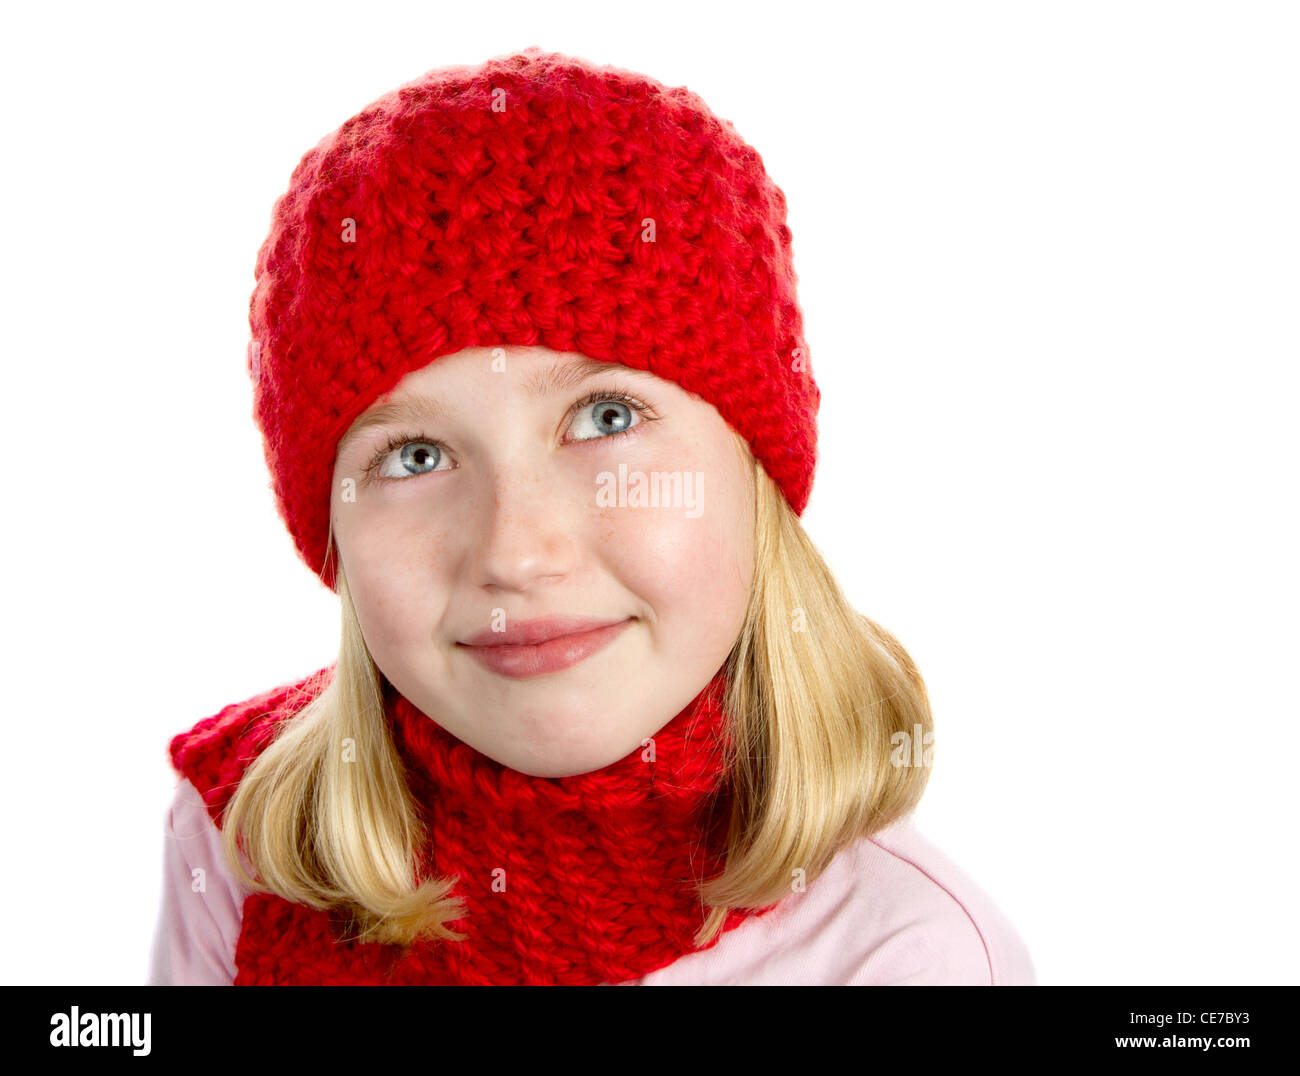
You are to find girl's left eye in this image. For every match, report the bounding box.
[362,390,655,483]
[567,390,651,442]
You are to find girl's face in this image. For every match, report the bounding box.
[330,345,755,777]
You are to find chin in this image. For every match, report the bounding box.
[502,737,635,778]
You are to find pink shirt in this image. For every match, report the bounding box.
[148,776,1036,986]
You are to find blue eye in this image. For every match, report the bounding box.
[365,436,451,482]
[568,394,640,441]
[361,388,655,484]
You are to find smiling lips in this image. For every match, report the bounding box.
[457,616,635,679]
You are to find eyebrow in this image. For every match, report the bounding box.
[337,355,642,453]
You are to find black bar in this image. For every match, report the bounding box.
[1,985,1294,1062]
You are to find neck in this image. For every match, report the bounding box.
[382,666,747,984]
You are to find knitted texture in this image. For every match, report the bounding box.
[168,666,778,985]
[247,46,820,590]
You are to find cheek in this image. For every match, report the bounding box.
[332,490,456,651]
[594,458,752,637]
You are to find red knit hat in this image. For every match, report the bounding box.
[247,46,820,590]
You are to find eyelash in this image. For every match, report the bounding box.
[361,388,656,483]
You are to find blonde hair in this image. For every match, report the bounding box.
[220,439,934,950]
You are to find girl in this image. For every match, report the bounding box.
[148,46,1035,986]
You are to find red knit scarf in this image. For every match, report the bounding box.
[172,664,775,985]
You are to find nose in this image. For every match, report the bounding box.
[468,460,578,592]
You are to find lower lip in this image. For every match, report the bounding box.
[460,619,634,680]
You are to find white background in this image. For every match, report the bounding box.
[2,0,1295,985]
